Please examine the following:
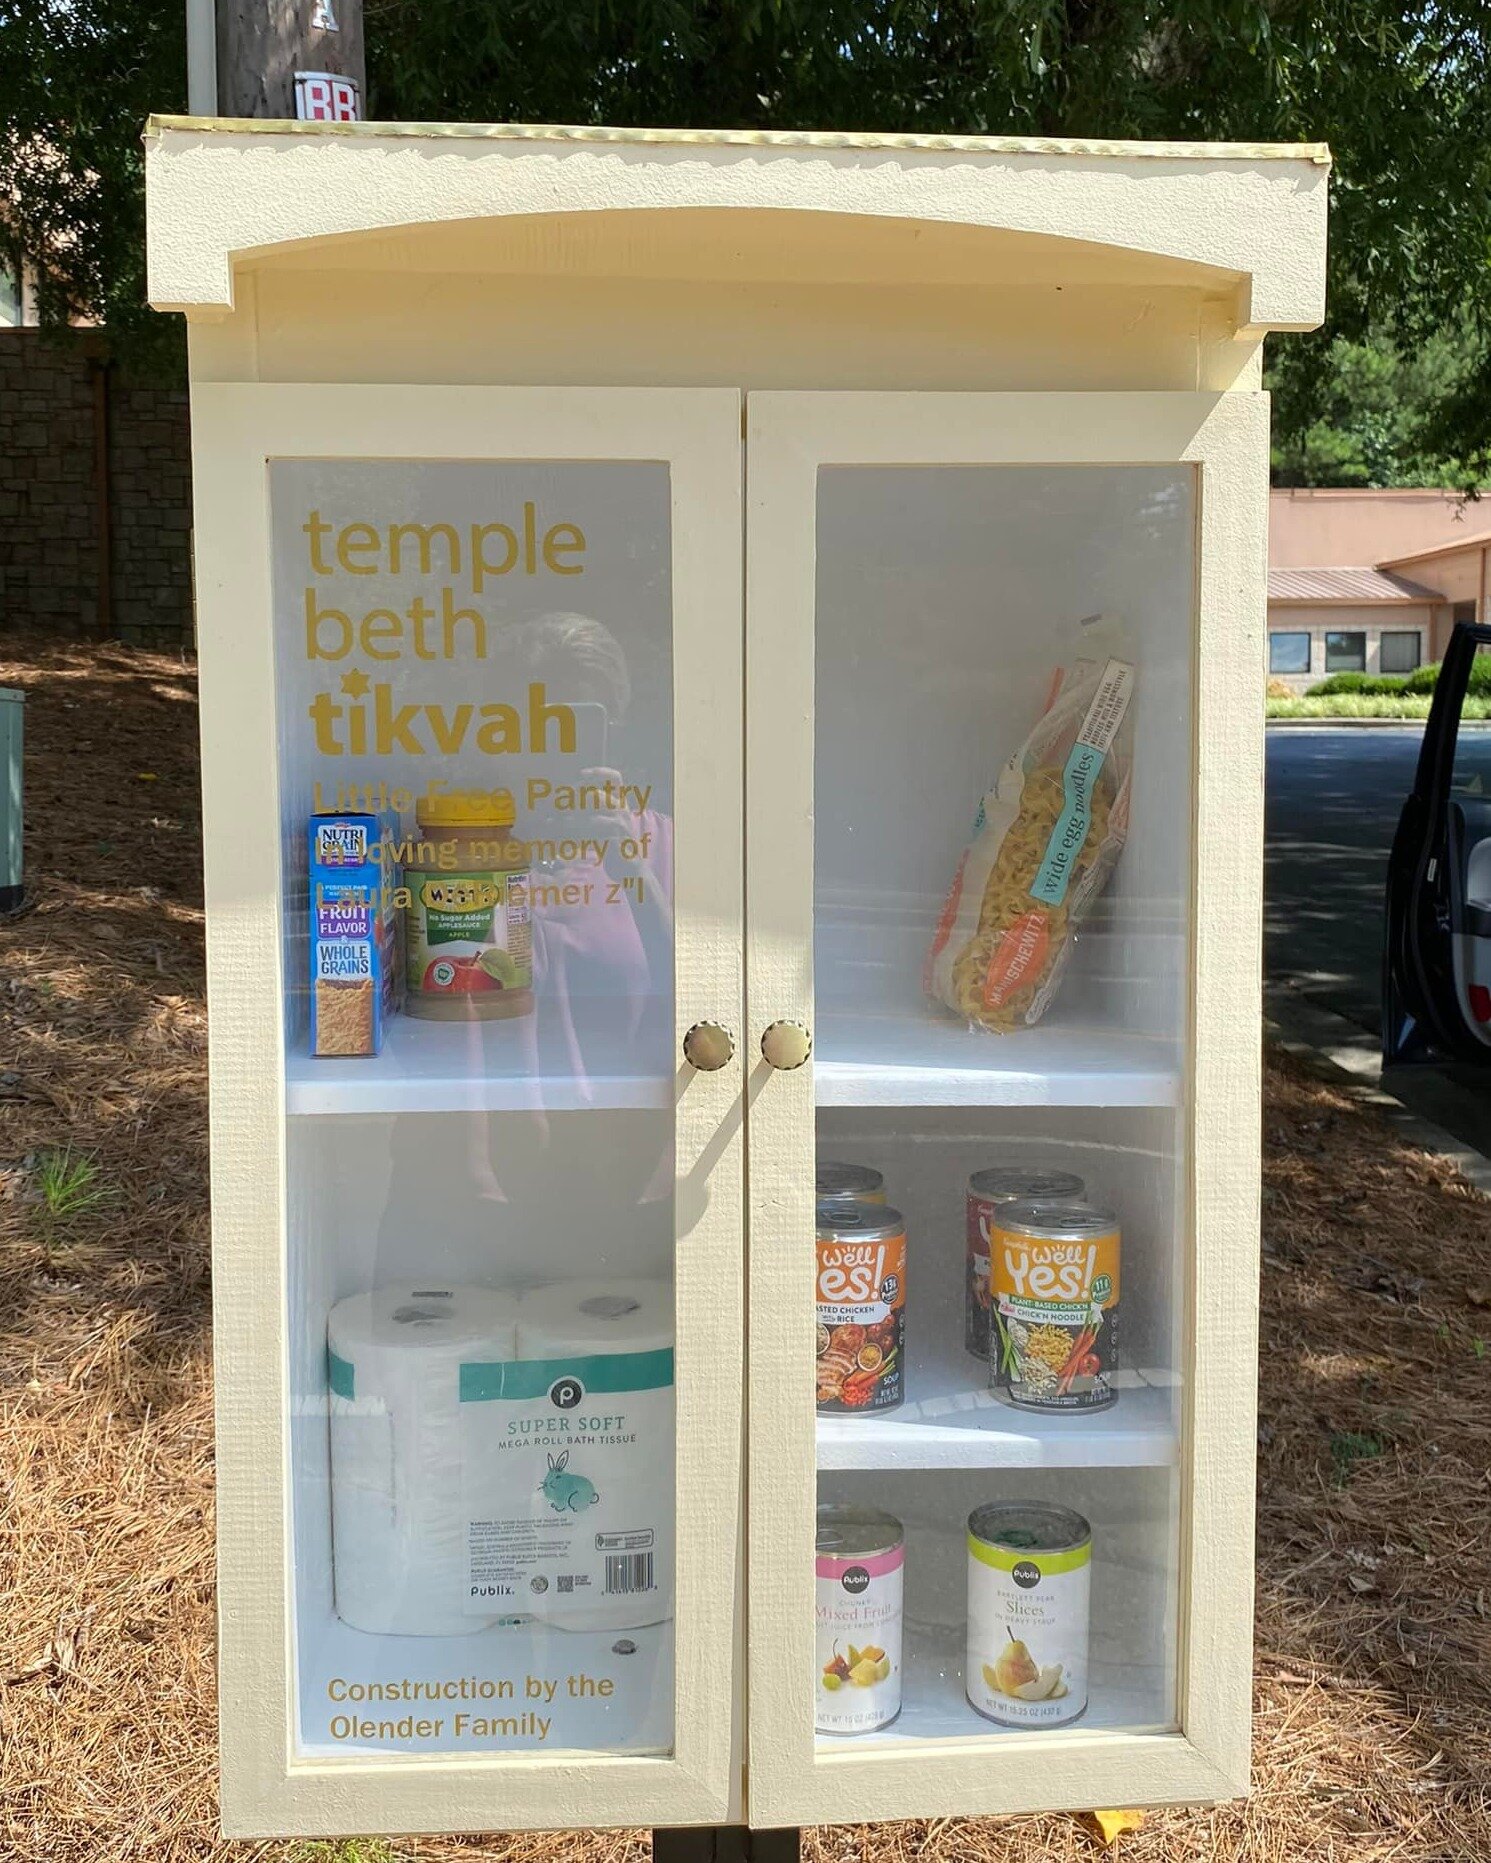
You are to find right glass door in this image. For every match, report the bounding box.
[746,392,1270,1826]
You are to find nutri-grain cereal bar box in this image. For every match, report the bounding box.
[308,812,401,1057]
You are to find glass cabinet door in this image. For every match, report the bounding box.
[745,392,1269,1825]
[193,386,744,1834]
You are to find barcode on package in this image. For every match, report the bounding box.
[1076,659,1134,754]
[605,1552,655,1596]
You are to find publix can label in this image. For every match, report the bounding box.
[966,1502,1090,1728]
[407,869,532,998]
[816,1506,903,1735]
[458,1345,674,1632]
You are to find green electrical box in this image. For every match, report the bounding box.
[1,687,22,916]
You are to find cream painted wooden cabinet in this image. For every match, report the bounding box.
[147,119,1328,1839]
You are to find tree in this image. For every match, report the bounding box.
[1271,324,1489,488]
[3,0,1490,474]
[0,0,184,342]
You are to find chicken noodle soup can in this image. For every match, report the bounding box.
[966,1167,1086,1362]
[966,1502,1090,1728]
[816,1161,886,1206]
[816,1506,903,1734]
[992,1200,1120,1411]
[815,1202,906,1414]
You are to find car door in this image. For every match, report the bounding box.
[1384,621,1491,1064]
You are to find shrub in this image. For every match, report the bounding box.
[1266,693,1491,720]
[1402,655,1491,698]
[1306,671,1409,697]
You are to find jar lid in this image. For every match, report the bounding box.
[416,789,516,830]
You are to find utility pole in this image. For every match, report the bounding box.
[187,0,365,121]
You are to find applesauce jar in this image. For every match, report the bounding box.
[403,790,533,1020]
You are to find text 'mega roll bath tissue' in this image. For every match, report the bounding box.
[464,1279,675,1632]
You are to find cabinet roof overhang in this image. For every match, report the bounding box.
[145,117,1329,335]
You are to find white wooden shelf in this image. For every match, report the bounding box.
[819,1622,1173,1748]
[818,1347,1179,1471]
[285,1008,1178,1115]
[814,1008,1180,1109]
[284,1015,672,1115]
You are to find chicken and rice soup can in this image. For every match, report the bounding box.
[966,1502,1090,1728]
[991,1200,1119,1412]
[966,1167,1085,1361]
[816,1161,886,1206]
[815,1505,903,1734]
[815,1202,906,1414]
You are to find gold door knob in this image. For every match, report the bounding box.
[682,1021,736,1071]
[760,1019,812,1070]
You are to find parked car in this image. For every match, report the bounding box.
[1384,621,1491,1062]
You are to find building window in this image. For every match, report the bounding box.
[1269,631,1311,675]
[1380,629,1422,674]
[1453,600,1478,626]
[0,260,20,329]
[1325,631,1367,674]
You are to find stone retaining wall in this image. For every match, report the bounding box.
[0,329,194,647]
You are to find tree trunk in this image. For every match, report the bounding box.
[217,0,365,120]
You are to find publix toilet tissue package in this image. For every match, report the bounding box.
[463,1279,675,1632]
[328,1283,520,1637]
[327,1277,674,1638]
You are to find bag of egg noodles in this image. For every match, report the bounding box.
[925,614,1135,1033]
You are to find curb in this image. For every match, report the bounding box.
[1265,717,1426,730]
[1264,984,1491,1194]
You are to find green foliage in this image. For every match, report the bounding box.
[0,0,186,369]
[1329,1429,1383,1487]
[1270,324,1490,490]
[3,0,1491,471]
[1306,671,1410,696]
[1400,656,1491,696]
[1267,693,1491,718]
[291,1843,398,1863]
[29,1146,115,1240]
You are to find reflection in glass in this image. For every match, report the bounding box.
[811,467,1191,1746]
[273,460,676,1760]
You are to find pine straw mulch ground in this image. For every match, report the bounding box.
[2,626,1490,1863]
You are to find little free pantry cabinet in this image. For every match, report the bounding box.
[145,119,1328,1838]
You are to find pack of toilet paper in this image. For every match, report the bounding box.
[328,1278,674,1637]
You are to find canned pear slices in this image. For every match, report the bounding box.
[966,1502,1090,1727]
[816,1505,903,1734]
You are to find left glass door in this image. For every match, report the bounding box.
[193,386,744,1835]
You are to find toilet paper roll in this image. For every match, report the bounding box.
[497,1279,674,1631]
[515,1278,673,1358]
[328,1283,519,1637]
